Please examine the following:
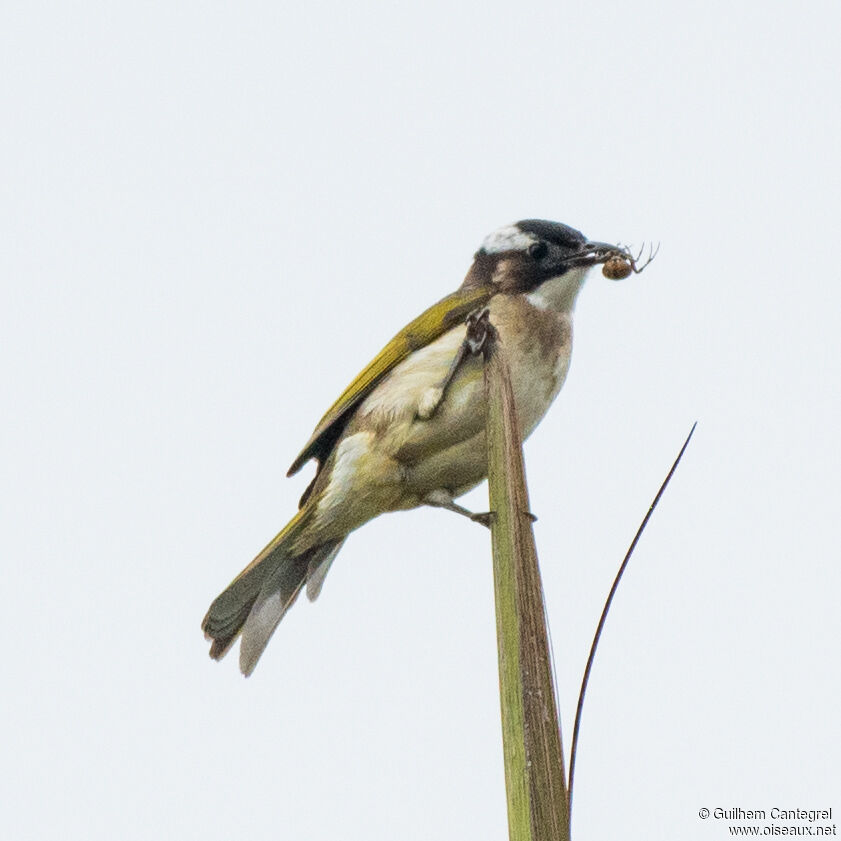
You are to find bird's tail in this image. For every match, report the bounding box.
[202,509,345,676]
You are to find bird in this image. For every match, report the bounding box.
[202,219,628,675]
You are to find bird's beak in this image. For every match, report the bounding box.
[585,240,620,258]
[581,240,625,264]
[561,240,626,270]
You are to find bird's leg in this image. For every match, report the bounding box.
[416,308,492,420]
[423,490,495,528]
[416,342,468,420]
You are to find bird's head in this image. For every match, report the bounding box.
[462,219,624,310]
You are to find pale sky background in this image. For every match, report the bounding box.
[2,2,840,839]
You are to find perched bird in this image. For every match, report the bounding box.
[203,219,627,675]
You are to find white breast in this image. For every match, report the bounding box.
[508,324,571,436]
[485,294,576,439]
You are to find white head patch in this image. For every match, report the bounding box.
[480,224,536,254]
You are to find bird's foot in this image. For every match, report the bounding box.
[465,307,493,354]
[423,491,536,529]
[469,511,495,528]
[472,510,536,527]
[424,491,492,529]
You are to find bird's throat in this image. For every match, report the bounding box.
[525,267,589,312]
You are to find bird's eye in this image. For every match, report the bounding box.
[528,241,548,260]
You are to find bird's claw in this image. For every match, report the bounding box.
[465,307,494,354]
[470,511,495,528]
[468,510,535,528]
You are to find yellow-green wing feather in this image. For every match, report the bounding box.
[288,285,494,476]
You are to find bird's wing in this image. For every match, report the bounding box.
[288,285,493,477]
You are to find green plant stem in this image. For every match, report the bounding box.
[483,325,570,841]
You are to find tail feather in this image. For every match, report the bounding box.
[202,509,308,662]
[238,540,342,675]
[238,553,309,675]
[306,538,346,602]
[202,561,271,652]
[208,598,256,660]
[202,507,345,675]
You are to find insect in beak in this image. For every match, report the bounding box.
[574,241,660,280]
